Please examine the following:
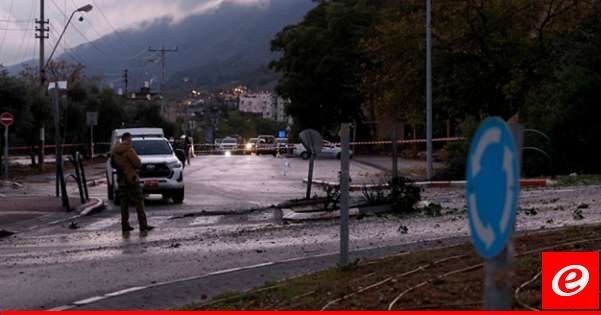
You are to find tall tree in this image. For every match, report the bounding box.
[270,0,376,137]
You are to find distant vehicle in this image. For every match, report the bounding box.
[256,135,277,155]
[275,138,289,154]
[219,137,238,153]
[294,140,353,160]
[245,138,259,154]
[106,128,185,204]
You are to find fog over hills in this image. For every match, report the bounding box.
[11,0,314,93]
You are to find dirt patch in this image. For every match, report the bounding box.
[190,224,601,310]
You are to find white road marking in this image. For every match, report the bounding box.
[48,305,75,311]
[190,216,221,226]
[105,286,147,297]
[72,296,107,305]
[207,262,274,276]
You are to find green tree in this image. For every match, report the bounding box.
[270,0,376,137]
[523,4,601,174]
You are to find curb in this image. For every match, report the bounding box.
[0,180,24,189]
[304,178,549,190]
[282,207,361,221]
[78,198,105,216]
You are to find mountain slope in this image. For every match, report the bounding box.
[69,0,314,92]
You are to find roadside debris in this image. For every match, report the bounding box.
[573,209,585,220]
[0,229,14,238]
[523,208,538,216]
[68,221,79,230]
[577,203,589,209]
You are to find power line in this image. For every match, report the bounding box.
[0,19,30,23]
[0,27,33,31]
[69,0,127,55]
[48,0,106,56]
[0,0,16,54]
[90,0,127,42]
[48,25,87,65]
[15,0,36,64]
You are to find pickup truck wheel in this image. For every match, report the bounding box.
[172,189,185,204]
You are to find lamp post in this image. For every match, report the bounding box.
[46,4,93,67]
[45,4,93,206]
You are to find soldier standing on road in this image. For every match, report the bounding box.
[111,133,154,232]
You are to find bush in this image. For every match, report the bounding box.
[438,116,479,180]
[388,176,421,214]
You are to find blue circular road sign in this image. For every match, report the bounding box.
[466,117,519,259]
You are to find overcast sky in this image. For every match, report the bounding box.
[0,0,269,66]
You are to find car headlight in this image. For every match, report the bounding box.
[245,143,252,150]
[168,161,183,169]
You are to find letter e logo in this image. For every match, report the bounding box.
[543,252,599,310]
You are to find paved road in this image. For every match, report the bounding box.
[0,155,385,310]
[1,155,600,310]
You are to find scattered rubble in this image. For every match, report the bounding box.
[68,221,79,230]
[0,229,14,238]
[573,209,585,220]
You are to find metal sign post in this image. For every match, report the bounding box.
[1,112,14,178]
[86,111,98,159]
[299,129,323,199]
[339,123,350,266]
[49,81,70,210]
[466,117,520,310]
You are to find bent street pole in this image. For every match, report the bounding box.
[392,125,398,178]
[3,126,8,178]
[306,155,315,200]
[426,0,433,180]
[339,123,350,266]
[54,86,60,197]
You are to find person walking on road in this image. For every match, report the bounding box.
[111,133,154,232]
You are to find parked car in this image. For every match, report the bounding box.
[219,137,238,153]
[106,128,185,204]
[256,135,277,155]
[294,140,353,160]
[244,138,259,154]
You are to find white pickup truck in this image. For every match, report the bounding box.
[106,128,185,204]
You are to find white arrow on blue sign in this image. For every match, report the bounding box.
[466,117,520,259]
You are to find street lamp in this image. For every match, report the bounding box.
[44,3,92,208]
[45,4,93,67]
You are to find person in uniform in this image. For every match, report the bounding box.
[111,132,154,232]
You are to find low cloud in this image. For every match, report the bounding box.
[0,0,270,66]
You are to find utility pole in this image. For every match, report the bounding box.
[148,46,178,111]
[426,0,433,180]
[122,69,128,97]
[35,0,49,170]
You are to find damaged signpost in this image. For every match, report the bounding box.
[466,117,521,310]
[299,129,322,200]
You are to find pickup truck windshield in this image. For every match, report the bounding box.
[132,139,173,155]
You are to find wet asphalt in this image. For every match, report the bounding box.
[1,155,600,310]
